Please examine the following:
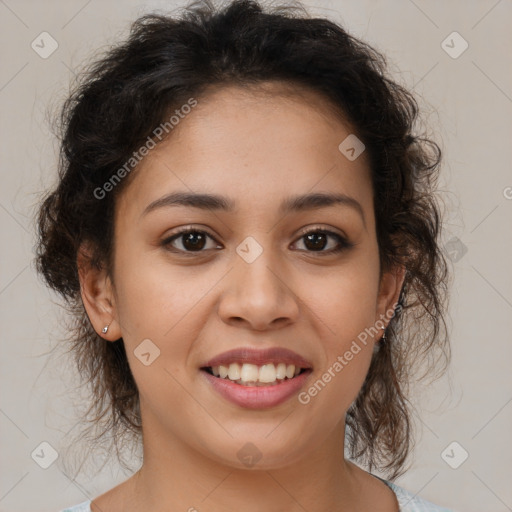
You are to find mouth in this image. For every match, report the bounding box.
[200,363,312,387]
[200,364,313,410]
[199,347,314,408]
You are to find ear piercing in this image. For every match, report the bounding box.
[102,324,110,334]
[382,327,387,342]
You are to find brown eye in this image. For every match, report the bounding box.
[180,231,207,251]
[293,229,353,254]
[304,231,328,251]
[162,229,221,253]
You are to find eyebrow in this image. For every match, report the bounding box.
[140,191,366,226]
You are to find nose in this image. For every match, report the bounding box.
[217,249,300,331]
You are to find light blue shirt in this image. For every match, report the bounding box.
[59,477,454,511]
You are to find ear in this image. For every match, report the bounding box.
[77,242,121,342]
[375,263,406,340]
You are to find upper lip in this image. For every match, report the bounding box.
[201,347,313,369]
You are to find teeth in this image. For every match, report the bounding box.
[259,364,277,383]
[240,363,259,382]
[228,363,240,380]
[275,363,287,380]
[210,363,304,385]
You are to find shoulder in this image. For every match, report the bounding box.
[383,479,454,512]
[59,501,91,512]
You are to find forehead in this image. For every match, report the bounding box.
[116,82,374,223]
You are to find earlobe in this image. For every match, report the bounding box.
[77,243,121,341]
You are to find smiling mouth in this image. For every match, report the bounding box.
[201,363,311,387]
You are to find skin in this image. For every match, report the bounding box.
[78,82,405,512]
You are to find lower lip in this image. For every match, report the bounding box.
[200,369,312,410]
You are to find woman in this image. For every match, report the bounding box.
[35,0,452,510]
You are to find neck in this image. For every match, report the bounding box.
[124,421,367,512]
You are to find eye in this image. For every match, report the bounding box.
[292,228,353,254]
[161,228,222,253]
[161,226,354,256]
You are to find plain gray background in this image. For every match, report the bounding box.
[1,0,511,511]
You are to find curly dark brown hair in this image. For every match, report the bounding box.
[35,0,450,480]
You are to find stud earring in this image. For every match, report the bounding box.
[101,324,110,334]
[382,328,387,342]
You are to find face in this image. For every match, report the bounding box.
[81,82,404,470]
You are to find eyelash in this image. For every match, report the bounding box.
[160,226,354,256]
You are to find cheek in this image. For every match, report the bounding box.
[110,249,208,399]
[297,254,380,410]
[111,244,235,398]
[298,297,377,431]
[112,244,212,337]
[303,254,381,341]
